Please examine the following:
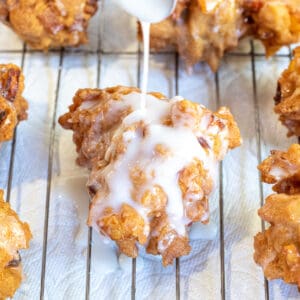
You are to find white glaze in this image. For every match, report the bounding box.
[2,116,11,126]
[269,167,287,180]
[90,92,230,245]
[141,21,150,110]
[189,221,218,240]
[204,0,222,12]
[51,176,120,274]
[91,231,119,275]
[118,254,133,273]
[115,0,176,111]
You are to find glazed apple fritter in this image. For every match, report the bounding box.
[254,144,300,288]
[0,63,27,142]
[274,47,300,137]
[0,189,32,300]
[59,85,241,266]
[0,0,98,50]
[148,0,300,71]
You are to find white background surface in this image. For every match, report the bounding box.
[0,1,299,299]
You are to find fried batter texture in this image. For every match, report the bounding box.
[59,85,241,265]
[0,64,27,142]
[254,144,300,288]
[0,0,98,49]
[274,47,300,137]
[149,0,300,70]
[243,0,300,56]
[149,0,244,71]
[0,190,32,299]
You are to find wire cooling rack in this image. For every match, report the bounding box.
[0,1,299,299]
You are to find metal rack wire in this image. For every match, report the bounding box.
[0,5,297,300]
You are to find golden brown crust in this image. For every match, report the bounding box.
[148,0,300,70]
[0,190,32,299]
[274,47,300,137]
[58,86,140,169]
[148,0,244,71]
[59,85,241,266]
[254,144,300,288]
[0,0,98,50]
[258,144,300,194]
[243,0,300,56]
[0,63,27,142]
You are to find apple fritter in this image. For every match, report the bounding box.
[59,85,241,266]
[274,47,300,137]
[0,63,27,142]
[148,0,300,70]
[0,0,98,50]
[254,144,300,288]
[0,190,32,299]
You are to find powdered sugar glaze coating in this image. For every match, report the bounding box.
[59,86,241,266]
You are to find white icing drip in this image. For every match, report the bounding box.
[141,21,150,110]
[51,177,119,274]
[114,0,177,23]
[90,92,230,243]
[118,254,144,273]
[2,116,11,126]
[54,0,67,16]
[91,231,119,275]
[269,166,289,180]
[135,124,210,235]
[118,254,133,273]
[189,221,218,240]
[205,0,222,12]
[79,101,96,110]
[122,92,170,122]
[158,232,177,253]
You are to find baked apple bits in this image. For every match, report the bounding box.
[59,86,241,266]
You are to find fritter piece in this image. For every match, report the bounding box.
[0,189,32,299]
[254,144,300,288]
[59,85,241,266]
[243,0,300,56]
[149,0,244,71]
[0,63,27,142]
[254,193,300,287]
[274,47,300,137]
[0,0,98,50]
[148,0,300,70]
[258,144,300,194]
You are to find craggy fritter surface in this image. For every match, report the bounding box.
[148,0,300,71]
[59,85,241,266]
[274,47,300,137]
[0,190,32,299]
[243,0,300,56]
[0,0,98,50]
[149,0,244,71]
[254,144,300,288]
[0,63,27,142]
